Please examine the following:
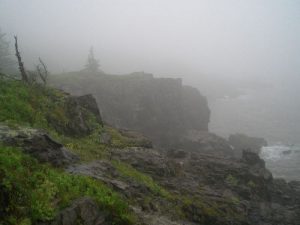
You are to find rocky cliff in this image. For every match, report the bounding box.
[1,124,299,225]
[51,71,210,147]
[1,78,299,225]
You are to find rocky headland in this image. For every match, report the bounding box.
[0,75,299,225]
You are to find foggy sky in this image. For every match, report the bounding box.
[0,0,299,86]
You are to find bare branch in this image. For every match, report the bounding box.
[38,57,48,85]
[14,36,28,83]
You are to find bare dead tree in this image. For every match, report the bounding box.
[36,64,47,85]
[14,36,28,83]
[37,57,48,85]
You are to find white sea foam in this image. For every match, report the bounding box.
[260,145,300,181]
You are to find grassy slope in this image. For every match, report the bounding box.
[0,79,243,225]
[0,145,133,225]
[0,79,171,225]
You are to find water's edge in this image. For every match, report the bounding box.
[260,145,300,181]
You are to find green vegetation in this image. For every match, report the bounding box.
[54,126,148,162]
[0,79,68,130]
[182,196,221,217]
[247,180,256,188]
[113,161,171,199]
[225,174,239,187]
[0,145,135,225]
[180,194,244,224]
[0,78,247,224]
[230,196,240,205]
[0,78,165,224]
[55,128,109,161]
[0,78,140,158]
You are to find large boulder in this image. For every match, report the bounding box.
[229,133,268,155]
[48,94,103,137]
[174,130,236,157]
[0,124,78,167]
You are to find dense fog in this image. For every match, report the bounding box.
[1,2,300,221]
[1,0,300,143]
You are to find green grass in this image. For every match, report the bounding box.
[54,128,109,161]
[225,174,239,187]
[113,161,171,199]
[53,126,148,162]
[0,79,69,131]
[0,145,135,225]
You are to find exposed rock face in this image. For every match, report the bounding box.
[108,147,300,225]
[3,122,298,224]
[175,130,236,157]
[75,94,103,125]
[48,94,103,136]
[51,72,210,147]
[229,133,268,155]
[119,129,153,148]
[38,197,107,225]
[67,160,197,225]
[0,124,78,167]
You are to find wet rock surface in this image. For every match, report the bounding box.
[38,197,108,225]
[175,130,236,157]
[109,147,300,225]
[1,124,299,224]
[48,94,103,136]
[0,124,78,167]
[229,133,268,155]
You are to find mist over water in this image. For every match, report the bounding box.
[209,81,300,146]
[209,80,300,181]
[260,145,300,181]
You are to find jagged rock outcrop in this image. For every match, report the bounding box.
[48,94,103,136]
[174,130,236,157]
[2,121,298,224]
[0,124,78,167]
[51,72,210,147]
[107,147,300,225]
[229,133,268,155]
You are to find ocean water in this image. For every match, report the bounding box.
[209,82,300,181]
[260,145,300,181]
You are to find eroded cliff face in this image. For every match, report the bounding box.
[51,72,210,147]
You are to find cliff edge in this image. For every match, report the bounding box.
[51,71,210,147]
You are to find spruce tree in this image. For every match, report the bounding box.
[85,47,99,73]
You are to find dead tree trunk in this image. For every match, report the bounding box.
[38,57,48,85]
[14,36,28,83]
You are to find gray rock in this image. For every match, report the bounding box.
[0,124,79,167]
[51,73,210,148]
[119,129,153,148]
[229,133,268,155]
[41,197,107,225]
[48,94,103,137]
[110,146,300,225]
[99,132,111,145]
[174,130,236,157]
